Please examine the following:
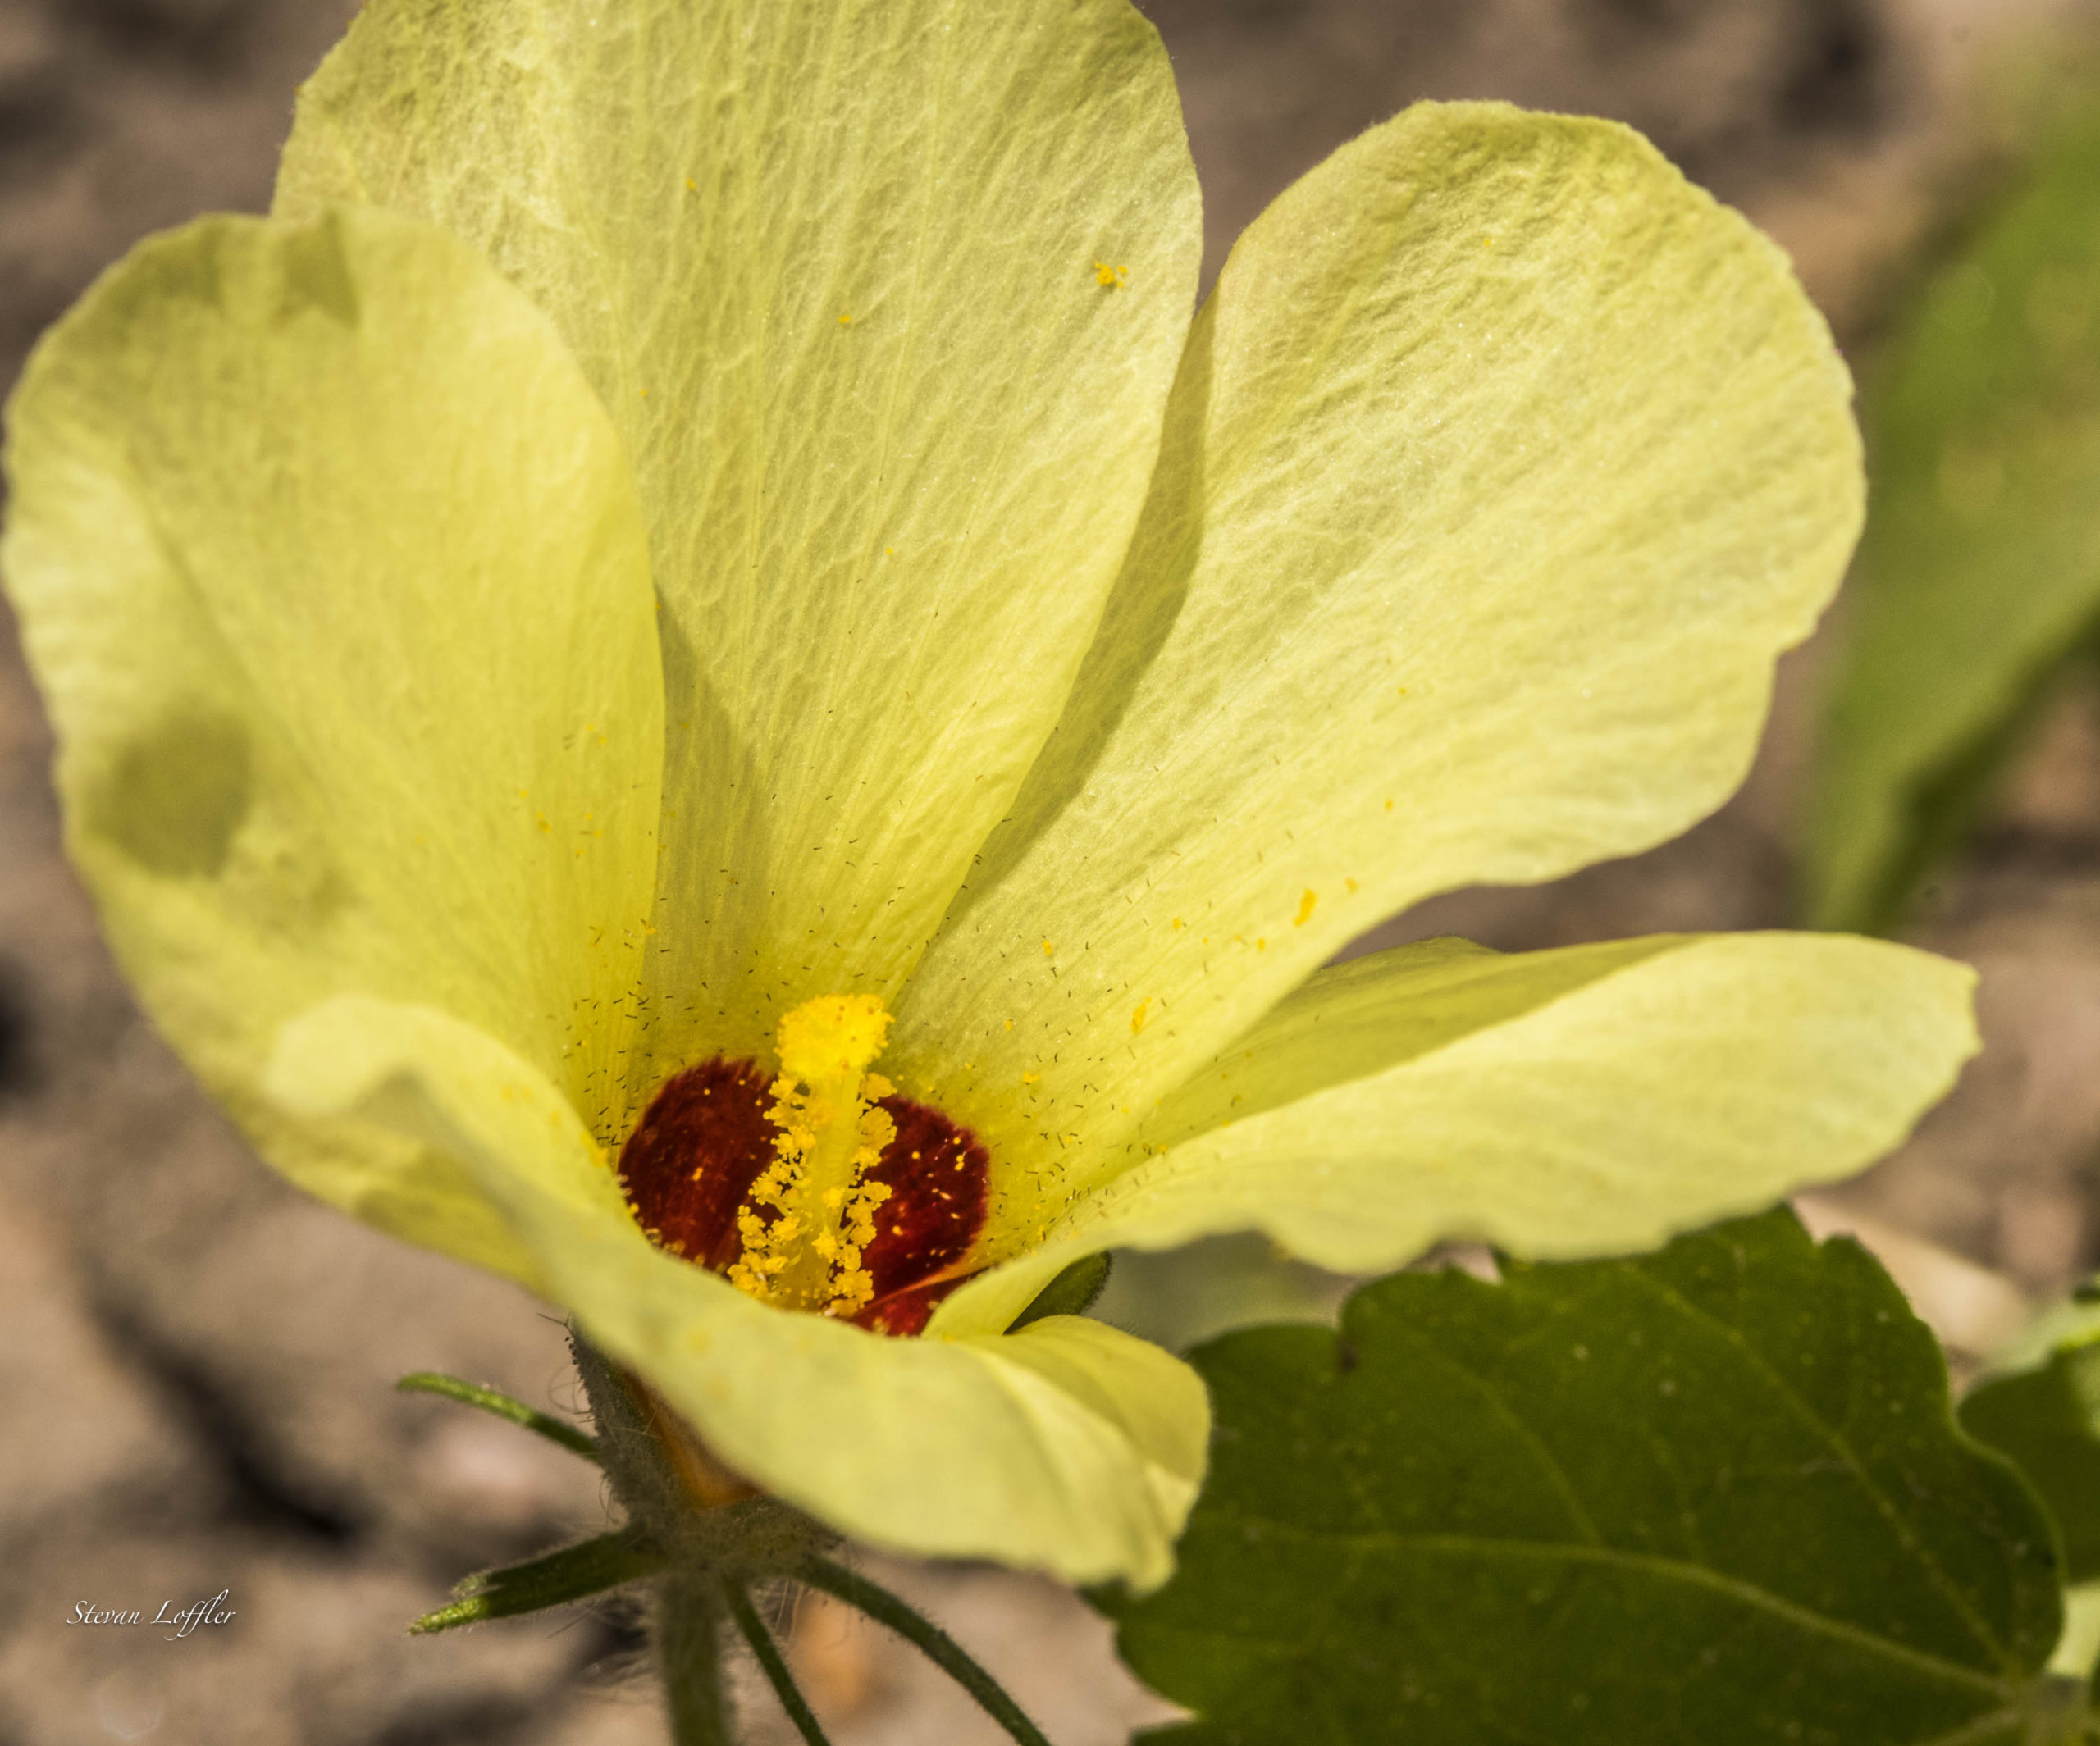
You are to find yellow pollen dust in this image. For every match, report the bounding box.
[727,995,898,1319]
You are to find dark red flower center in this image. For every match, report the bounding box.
[617,1055,990,1336]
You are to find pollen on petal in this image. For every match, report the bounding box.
[1294,889,1317,927]
[1130,999,1149,1035]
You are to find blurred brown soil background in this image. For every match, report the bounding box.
[1,0,2094,1740]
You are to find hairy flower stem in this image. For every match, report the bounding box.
[571,1331,1052,1746]
[660,1574,733,1746]
[797,1555,1056,1746]
[728,1585,833,1746]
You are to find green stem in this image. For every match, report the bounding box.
[659,1575,733,1746]
[727,1585,833,1746]
[397,1370,600,1461]
[797,1554,1052,1746]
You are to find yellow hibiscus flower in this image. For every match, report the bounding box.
[1,0,1974,1594]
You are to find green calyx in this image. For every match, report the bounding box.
[396,1340,841,1639]
[410,1529,664,1635]
[568,1333,838,1583]
[402,1335,1057,1746]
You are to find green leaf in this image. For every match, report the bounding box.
[1105,1209,2069,1745]
[395,1370,599,1463]
[1008,1253,1112,1331]
[1964,1315,2100,1584]
[1806,99,2100,933]
[410,1529,664,1634]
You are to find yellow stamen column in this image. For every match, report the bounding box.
[728,995,897,1316]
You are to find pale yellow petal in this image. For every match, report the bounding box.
[269,996,632,1296]
[1137,933,1686,1153]
[276,0,1203,1115]
[271,995,1208,1587]
[2,209,662,1274]
[933,932,1974,1336]
[892,103,1863,1239]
